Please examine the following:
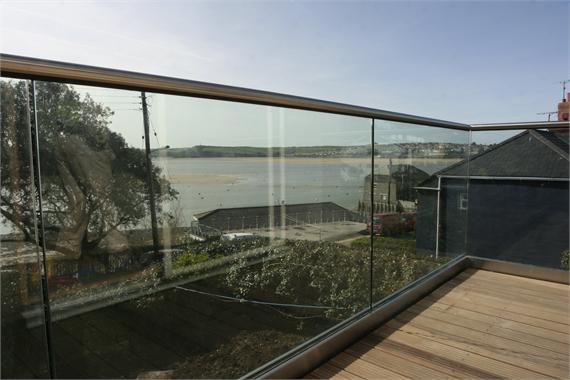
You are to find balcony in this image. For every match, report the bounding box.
[0,55,568,379]
[307,268,569,379]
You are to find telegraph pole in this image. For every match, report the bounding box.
[141,92,160,256]
[387,157,392,203]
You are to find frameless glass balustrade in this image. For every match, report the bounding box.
[469,128,569,269]
[370,120,470,304]
[144,93,372,378]
[2,69,567,380]
[1,78,50,378]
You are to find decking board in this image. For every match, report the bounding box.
[307,269,570,379]
[432,282,568,324]
[423,292,569,333]
[421,296,569,343]
[457,270,568,300]
[446,277,569,314]
[406,302,569,354]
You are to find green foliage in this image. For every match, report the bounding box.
[225,240,369,319]
[173,250,210,269]
[561,250,569,270]
[370,245,446,301]
[0,80,37,242]
[183,236,270,256]
[350,236,416,251]
[223,238,447,320]
[172,236,271,270]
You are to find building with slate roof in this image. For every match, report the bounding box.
[193,202,362,232]
[360,164,429,212]
[416,129,569,268]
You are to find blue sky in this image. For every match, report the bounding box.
[1,1,568,146]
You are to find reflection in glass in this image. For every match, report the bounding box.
[1,78,50,378]
[149,94,372,378]
[10,76,563,379]
[469,129,569,268]
[371,121,470,303]
[9,81,374,379]
[34,82,178,378]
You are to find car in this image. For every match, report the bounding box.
[367,212,414,236]
[220,232,256,241]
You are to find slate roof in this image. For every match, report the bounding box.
[419,129,569,187]
[534,129,569,156]
[194,202,352,221]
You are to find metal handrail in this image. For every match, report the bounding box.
[471,120,569,131]
[2,54,568,132]
[0,54,469,131]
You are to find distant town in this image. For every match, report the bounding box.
[155,142,490,159]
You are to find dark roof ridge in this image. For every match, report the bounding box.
[415,128,570,186]
[417,130,530,186]
[194,201,344,218]
[530,130,569,161]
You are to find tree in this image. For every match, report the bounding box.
[1,80,177,258]
[0,81,37,243]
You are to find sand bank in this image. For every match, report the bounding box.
[166,174,240,184]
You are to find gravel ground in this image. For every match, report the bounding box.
[254,221,366,242]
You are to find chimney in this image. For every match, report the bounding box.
[558,92,570,121]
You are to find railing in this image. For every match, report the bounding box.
[0,54,469,130]
[0,55,568,380]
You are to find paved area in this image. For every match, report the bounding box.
[254,221,367,242]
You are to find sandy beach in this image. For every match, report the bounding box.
[166,174,241,184]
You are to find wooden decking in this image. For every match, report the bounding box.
[307,268,570,379]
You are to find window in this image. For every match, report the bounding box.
[459,192,468,210]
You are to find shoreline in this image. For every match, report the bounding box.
[156,156,462,165]
[167,174,241,184]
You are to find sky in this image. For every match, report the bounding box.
[1,0,568,147]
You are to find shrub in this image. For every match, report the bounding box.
[561,250,569,270]
[173,250,210,269]
[350,236,416,252]
[184,236,270,257]
[172,236,271,270]
[224,239,447,320]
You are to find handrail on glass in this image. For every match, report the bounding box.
[1,53,568,380]
[2,55,569,133]
[471,120,569,130]
[0,54,469,131]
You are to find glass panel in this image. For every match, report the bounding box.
[34,82,163,378]
[1,78,50,378]
[30,81,371,379]
[371,120,470,303]
[470,128,569,269]
[149,94,371,378]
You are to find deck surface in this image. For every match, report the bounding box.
[307,268,570,379]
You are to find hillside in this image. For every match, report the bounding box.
[155,143,487,159]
